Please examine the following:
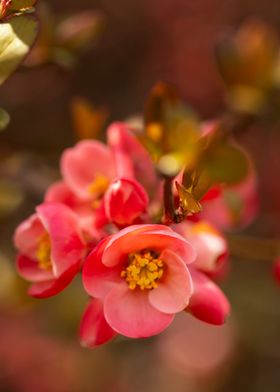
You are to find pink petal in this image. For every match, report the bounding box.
[107,122,158,195]
[83,238,122,299]
[104,178,148,226]
[28,262,80,298]
[104,283,174,338]
[36,203,85,278]
[79,298,117,348]
[187,268,230,325]
[61,140,115,200]
[103,225,196,267]
[192,231,227,273]
[149,249,193,314]
[176,222,228,273]
[13,214,45,259]
[16,254,54,282]
[45,180,82,208]
[46,181,103,240]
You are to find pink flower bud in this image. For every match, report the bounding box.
[187,268,230,325]
[104,178,149,226]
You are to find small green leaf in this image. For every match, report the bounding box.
[204,142,249,184]
[0,15,38,85]
[176,182,202,215]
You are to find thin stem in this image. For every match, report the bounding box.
[162,177,175,224]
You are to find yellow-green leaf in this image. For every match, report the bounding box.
[0,15,38,85]
[204,142,249,184]
[176,182,202,215]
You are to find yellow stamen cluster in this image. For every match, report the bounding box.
[121,250,164,290]
[36,234,52,271]
[88,175,109,197]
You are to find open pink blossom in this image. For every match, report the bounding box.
[14,203,86,298]
[81,224,196,344]
[59,124,154,228]
[174,221,228,279]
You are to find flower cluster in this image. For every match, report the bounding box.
[13,121,257,348]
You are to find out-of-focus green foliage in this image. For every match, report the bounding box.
[25,2,104,69]
[144,82,200,177]
[200,139,249,185]
[216,19,280,115]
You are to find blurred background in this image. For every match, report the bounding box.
[1,0,280,391]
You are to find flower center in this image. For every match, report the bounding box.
[88,175,109,197]
[36,234,52,271]
[88,175,110,209]
[121,250,164,290]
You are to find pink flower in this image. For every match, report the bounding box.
[14,203,86,298]
[58,124,154,229]
[104,178,148,227]
[174,220,228,279]
[81,224,196,344]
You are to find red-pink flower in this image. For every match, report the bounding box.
[81,224,196,345]
[57,124,151,229]
[14,203,86,298]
